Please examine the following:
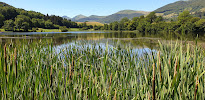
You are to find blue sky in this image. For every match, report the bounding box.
[1,0,179,18]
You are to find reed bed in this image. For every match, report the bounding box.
[0,40,205,100]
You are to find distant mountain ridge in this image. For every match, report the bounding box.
[62,16,71,20]
[70,10,150,23]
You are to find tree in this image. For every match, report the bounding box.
[0,6,18,20]
[146,12,157,23]
[31,18,39,28]
[178,11,192,25]
[45,20,53,29]
[112,21,119,31]
[22,22,30,31]
[3,19,14,31]
[14,15,31,31]
[155,16,163,23]
[59,26,68,32]
[14,17,24,30]
[0,14,4,27]
[195,19,205,31]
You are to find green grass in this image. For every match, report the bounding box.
[77,22,104,26]
[69,28,81,31]
[0,40,205,99]
[0,29,5,32]
[36,28,61,32]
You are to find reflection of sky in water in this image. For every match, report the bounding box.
[54,39,156,58]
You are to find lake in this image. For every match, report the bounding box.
[0,31,204,53]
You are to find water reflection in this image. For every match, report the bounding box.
[0,31,204,51]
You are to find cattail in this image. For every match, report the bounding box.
[50,65,53,87]
[10,54,13,65]
[72,56,74,67]
[113,89,117,100]
[148,91,151,100]
[69,64,72,80]
[14,48,17,78]
[174,57,178,77]
[4,44,7,75]
[69,56,74,80]
[168,58,171,66]
[158,51,162,82]
[152,63,155,100]
[110,73,112,87]
[194,76,199,100]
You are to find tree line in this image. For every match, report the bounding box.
[87,11,205,35]
[0,4,78,32]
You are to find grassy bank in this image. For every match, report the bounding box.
[0,40,205,99]
[0,29,5,32]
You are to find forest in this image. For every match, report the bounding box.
[0,2,78,32]
[100,11,205,35]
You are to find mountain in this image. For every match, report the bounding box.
[72,14,87,21]
[62,16,71,20]
[74,15,106,22]
[155,0,205,18]
[71,10,149,23]
[99,10,149,23]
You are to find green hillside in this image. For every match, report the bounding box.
[0,2,78,32]
[155,0,205,17]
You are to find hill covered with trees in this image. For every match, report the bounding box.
[98,11,205,35]
[0,2,78,32]
[155,0,205,18]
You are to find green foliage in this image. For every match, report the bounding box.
[103,11,205,34]
[45,20,54,29]
[178,11,193,25]
[155,0,205,15]
[3,19,14,31]
[14,15,31,31]
[0,40,205,99]
[195,19,205,31]
[0,13,4,27]
[59,26,68,32]
[0,2,78,32]
[0,6,18,20]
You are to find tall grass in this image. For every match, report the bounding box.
[0,40,205,99]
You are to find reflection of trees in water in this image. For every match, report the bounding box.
[0,31,205,49]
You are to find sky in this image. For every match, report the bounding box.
[0,0,179,18]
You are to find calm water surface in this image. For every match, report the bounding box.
[0,31,204,54]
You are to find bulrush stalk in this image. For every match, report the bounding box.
[69,56,74,81]
[4,44,7,75]
[113,89,117,100]
[14,48,17,78]
[158,51,162,82]
[50,65,53,87]
[72,55,74,67]
[110,73,112,87]
[174,57,178,77]
[194,76,199,100]
[152,63,155,100]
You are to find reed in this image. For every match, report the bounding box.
[4,44,7,76]
[0,40,204,99]
[194,76,199,100]
[14,47,17,78]
[152,63,155,100]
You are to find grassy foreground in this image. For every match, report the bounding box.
[0,40,205,99]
